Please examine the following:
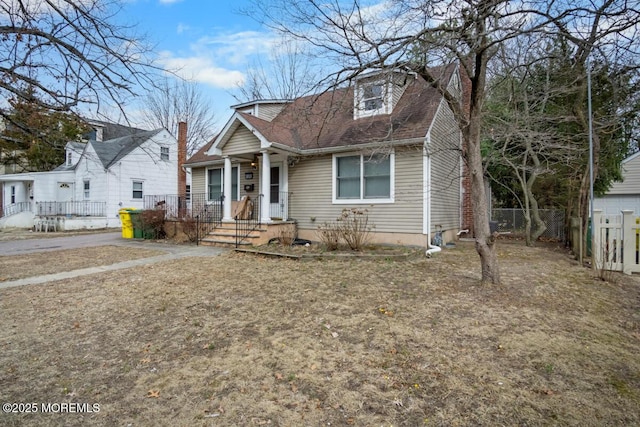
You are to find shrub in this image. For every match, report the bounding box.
[278,226,296,246]
[181,215,198,242]
[337,208,371,251]
[316,222,341,251]
[140,209,166,239]
[316,209,373,251]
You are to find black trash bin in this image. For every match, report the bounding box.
[489,221,499,234]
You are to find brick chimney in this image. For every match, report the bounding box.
[177,121,187,197]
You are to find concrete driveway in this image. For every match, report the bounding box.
[0,231,227,289]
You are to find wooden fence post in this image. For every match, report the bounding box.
[622,210,634,275]
[593,210,602,271]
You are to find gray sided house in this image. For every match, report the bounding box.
[594,151,640,215]
[185,65,469,246]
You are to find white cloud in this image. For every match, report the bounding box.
[196,31,278,65]
[176,23,190,34]
[157,51,245,88]
[153,29,280,89]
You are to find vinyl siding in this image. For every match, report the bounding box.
[289,147,424,234]
[429,99,461,232]
[256,104,288,122]
[222,127,261,156]
[390,73,409,110]
[191,167,206,195]
[607,154,640,195]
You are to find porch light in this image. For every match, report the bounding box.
[251,154,259,170]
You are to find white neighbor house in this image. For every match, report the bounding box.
[594,151,640,215]
[0,128,178,230]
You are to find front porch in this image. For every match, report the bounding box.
[146,191,293,247]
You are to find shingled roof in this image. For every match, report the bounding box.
[185,64,456,166]
[91,129,164,169]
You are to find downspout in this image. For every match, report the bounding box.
[424,145,441,258]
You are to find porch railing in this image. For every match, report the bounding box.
[236,194,262,247]
[37,201,106,217]
[195,194,224,245]
[0,201,32,218]
[270,191,291,220]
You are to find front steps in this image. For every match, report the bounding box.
[198,221,296,248]
[199,222,266,247]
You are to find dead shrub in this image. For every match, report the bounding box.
[316,222,341,251]
[181,215,198,242]
[278,226,296,246]
[337,208,372,251]
[140,209,166,239]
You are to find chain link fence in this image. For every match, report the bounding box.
[491,208,565,241]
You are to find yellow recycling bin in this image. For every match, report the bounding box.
[119,208,134,239]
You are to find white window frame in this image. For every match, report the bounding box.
[355,80,390,118]
[67,152,73,166]
[132,180,143,200]
[206,166,239,202]
[10,185,16,204]
[160,146,170,161]
[83,180,90,199]
[332,152,394,204]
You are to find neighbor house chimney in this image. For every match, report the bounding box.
[177,121,187,197]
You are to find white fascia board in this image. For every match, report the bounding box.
[206,112,242,156]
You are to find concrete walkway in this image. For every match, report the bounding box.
[0,231,228,289]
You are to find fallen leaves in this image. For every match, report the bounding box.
[377,307,394,317]
[146,390,160,398]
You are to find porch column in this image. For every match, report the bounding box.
[260,150,271,223]
[222,155,233,222]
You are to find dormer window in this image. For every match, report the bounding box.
[67,152,72,166]
[364,84,384,111]
[355,79,389,118]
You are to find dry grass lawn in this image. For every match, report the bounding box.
[0,246,165,281]
[0,240,639,426]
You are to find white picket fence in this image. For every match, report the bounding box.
[592,210,640,274]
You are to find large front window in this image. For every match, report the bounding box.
[207,167,238,201]
[334,153,393,203]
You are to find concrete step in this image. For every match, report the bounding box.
[199,238,252,248]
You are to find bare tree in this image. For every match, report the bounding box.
[141,78,217,155]
[248,0,546,285]
[248,0,639,284]
[0,0,160,120]
[541,2,640,259]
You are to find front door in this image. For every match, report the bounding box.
[57,182,74,201]
[269,166,281,219]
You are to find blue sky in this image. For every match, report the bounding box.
[122,0,277,127]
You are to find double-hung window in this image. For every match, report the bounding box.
[132,181,143,199]
[355,81,387,118]
[160,146,170,161]
[363,84,384,111]
[207,167,238,201]
[334,153,393,203]
[83,180,90,199]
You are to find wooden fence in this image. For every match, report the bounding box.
[592,210,640,274]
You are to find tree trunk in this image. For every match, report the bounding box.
[466,94,501,285]
[462,27,501,285]
[530,196,547,242]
